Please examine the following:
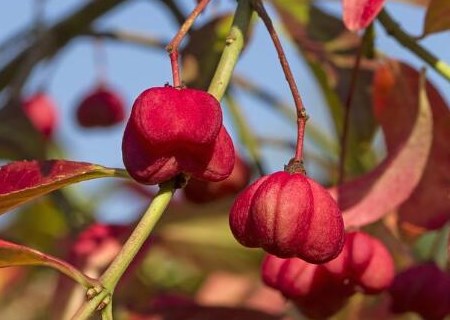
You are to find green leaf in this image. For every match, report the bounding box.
[423,0,450,36]
[0,238,97,288]
[0,159,128,215]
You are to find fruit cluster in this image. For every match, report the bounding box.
[122,86,235,185]
[262,231,394,319]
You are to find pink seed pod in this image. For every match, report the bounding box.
[122,86,234,185]
[22,92,58,139]
[76,86,125,128]
[261,231,395,319]
[183,153,251,203]
[261,254,354,319]
[324,231,395,294]
[229,171,345,263]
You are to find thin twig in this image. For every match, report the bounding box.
[337,29,369,185]
[166,0,211,87]
[84,29,167,49]
[378,9,450,84]
[251,0,308,163]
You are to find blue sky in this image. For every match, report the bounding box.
[0,0,449,223]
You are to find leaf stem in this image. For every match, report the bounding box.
[378,9,450,84]
[250,0,307,163]
[166,0,211,87]
[208,0,253,101]
[70,180,176,320]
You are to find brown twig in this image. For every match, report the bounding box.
[166,0,211,87]
[250,0,308,163]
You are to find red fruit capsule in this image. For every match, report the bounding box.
[229,171,344,263]
[262,255,354,319]
[183,153,251,203]
[122,86,235,185]
[22,92,58,139]
[261,231,394,319]
[76,87,125,128]
[324,231,395,294]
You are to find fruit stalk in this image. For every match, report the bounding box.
[251,0,307,163]
[166,0,211,87]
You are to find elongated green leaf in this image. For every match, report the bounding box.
[0,239,97,288]
[0,160,128,215]
[329,70,433,228]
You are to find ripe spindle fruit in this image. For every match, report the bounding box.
[22,92,58,139]
[230,166,345,263]
[122,86,235,185]
[76,86,125,128]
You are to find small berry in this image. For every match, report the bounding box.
[22,92,58,139]
[389,262,450,320]
[183,153,251,203]
[76,86,125,128]
[229,171,344,263]
[122,86,235,185]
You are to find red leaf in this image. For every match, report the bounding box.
[343,0,386,31]
[0,239,97,288]
[423,0,450,36]
[329,67,433,228]
[374,60,450,232]
[0,160,127,215]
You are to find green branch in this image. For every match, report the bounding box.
[208,0,253,100]
[378,9,450,83]
[71,180,176,320]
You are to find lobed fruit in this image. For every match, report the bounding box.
[183,153,251,203]
[22,92,58,139]
[261,231,395,319]
[122,86,235,185]
[76,86,125,128]
[229,171,344,263]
